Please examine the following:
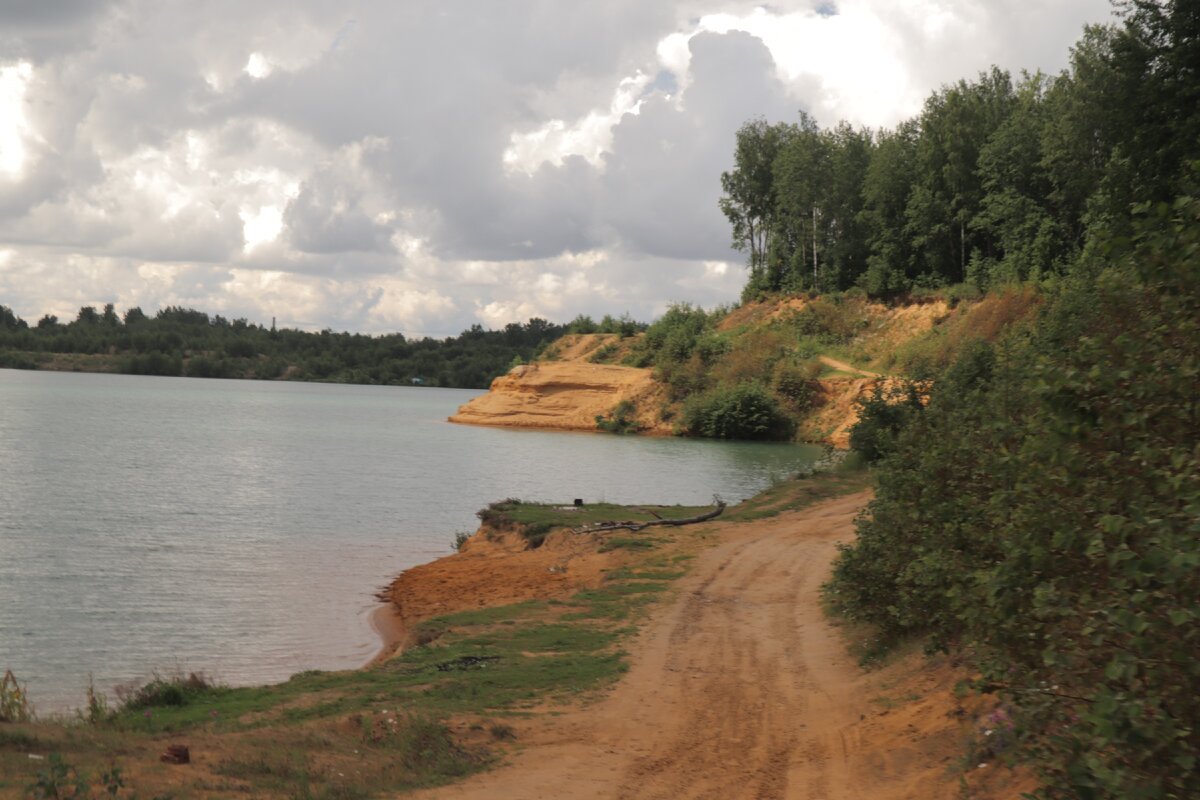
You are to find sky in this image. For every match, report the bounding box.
[0,0,1115,337]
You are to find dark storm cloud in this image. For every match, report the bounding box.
[0,0,114,59]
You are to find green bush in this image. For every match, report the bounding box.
[846,381,925,462]
[1,669,32,722]
[770,359,821,413]
[595,400,641,434]
[828,197,1200,799]
[119,672,214,710]
[627,303,713,368]
[680,382,795,441]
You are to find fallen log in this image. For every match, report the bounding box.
[574,502,725,534]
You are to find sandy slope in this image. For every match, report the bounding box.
[449,358,671,435]
[410,492,1027,800]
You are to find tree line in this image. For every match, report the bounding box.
[0,303,642,389]
[720,0,1199,299]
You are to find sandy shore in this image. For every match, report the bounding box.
[365,603,408,667]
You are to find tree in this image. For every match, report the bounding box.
[819,122,874,290]
[860,122,920,295]
[719,118,790,295]
[770,112,828,292]
[905,68,1016,285]
[973,72,1070,285]
[0,305,27,331]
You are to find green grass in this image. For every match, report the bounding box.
[482,500,714,530]
[723,468,871,523]
[598,535,666,552]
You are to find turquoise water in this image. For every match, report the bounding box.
[0,369,823,712]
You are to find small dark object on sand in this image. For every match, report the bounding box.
[161,744,190,764]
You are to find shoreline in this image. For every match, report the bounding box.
[365,602,409,668]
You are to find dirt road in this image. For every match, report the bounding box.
[412,491,986,800]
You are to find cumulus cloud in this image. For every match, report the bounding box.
[0,0,1113,335]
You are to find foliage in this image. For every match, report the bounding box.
[116,672,214,711]
[376,714,480,780]
[719,118,789,283]
[451,531,472,552]
[828,195,1200,798]
[595,400,641,434]
[846,381,926,463]
[27,754,90,800]
[82,674,109,725]
[680,382,795,441]
[627,303,714,370]
[0,670,33,723]
[769,359,821,413]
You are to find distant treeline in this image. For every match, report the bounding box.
[720,0,1199,299]
[0,304,644,389]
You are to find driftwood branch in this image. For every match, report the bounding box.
[574,502,726,534]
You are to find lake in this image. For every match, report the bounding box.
[0,369,823,712]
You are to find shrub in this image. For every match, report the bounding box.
[390,715,477,778]
[846,381,925,462]
[628,303,712,368]
[0,669,32,722]
[709,329,786,386]
[595,400,641,434]
[587,342,619,364]
[770,359,821,413]
[82,674,109,724]
[779,297,866,343]
[680,382,795,441]
[27,755,89,800]
[118,672,214,710]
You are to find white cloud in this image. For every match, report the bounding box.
[0,62,34,176]
[244,52,273,79]
[240,205,284,252]
[504,71,652,174]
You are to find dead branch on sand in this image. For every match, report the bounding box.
[573,502,726,534]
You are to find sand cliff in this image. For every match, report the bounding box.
[449,345,673,435]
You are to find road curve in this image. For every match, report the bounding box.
[410,491,964,800]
